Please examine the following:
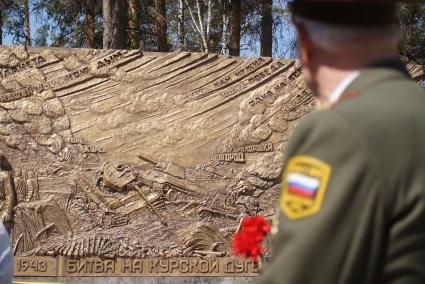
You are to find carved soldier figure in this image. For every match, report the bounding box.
[26,170,39,202]
[235,195,260,216]
[0,151,16,231]
[14,169,27,203]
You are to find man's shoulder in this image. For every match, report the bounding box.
[290,75,425,156]
[338,69,424,115]
[287,109,363,157]
[325,74,425,169]
[291,71,425,143]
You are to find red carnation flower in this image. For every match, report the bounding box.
[241,215,271,235]
[233,215,271,261]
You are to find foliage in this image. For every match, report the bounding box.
[34,23,50,47]
[32,0,103,48]
[399,3,425,65]
[3,0,27,45]
[1,0,423,61]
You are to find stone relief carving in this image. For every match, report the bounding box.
[0,45,316,277]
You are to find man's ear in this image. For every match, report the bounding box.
[295,23,313,66]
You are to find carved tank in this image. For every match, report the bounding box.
[143,163,239,219]
[146,162,207,202]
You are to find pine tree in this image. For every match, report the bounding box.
[24,0,30,46]
[399,3,425,65]
[229,0,240,56]
[31,0,103,48]
[3,0,28,45]
[128,0,141,49]
[0,0,4,45]
[83,0,96,48]
[261,0,273,57]
[155,0,168,51]
[103,0,128,49]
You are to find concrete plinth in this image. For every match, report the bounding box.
[14,277,255,284]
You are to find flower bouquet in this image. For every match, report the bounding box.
[232,215,271,268]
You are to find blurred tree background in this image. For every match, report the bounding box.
[0,0,423,65]
[0,0,297,57]
[399,2,425,65]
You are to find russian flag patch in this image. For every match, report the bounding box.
[280,156,332,219]
[287,173,320,199]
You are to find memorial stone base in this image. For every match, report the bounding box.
[14,276,254,284]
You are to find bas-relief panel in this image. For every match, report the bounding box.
[0,45,315,277]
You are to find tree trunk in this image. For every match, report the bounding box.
[24,0,31,46]
[103,0,128,49]
[195,0,207,52]
[0,0,3,45]
[155,0,168,52]
[103,0,111,48]
[221,11,229,55]
[185,0,209,53]
[85,0,96,48]
[261,0,273,57]
[177,0,185,50]
[229,0,240,56]
[205,0,213,53]
[128,0,140,49]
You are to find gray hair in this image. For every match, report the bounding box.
[294,15,400,52]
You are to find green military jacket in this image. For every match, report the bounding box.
[257,60,425,284]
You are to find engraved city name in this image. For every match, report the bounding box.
[82,144,107,154]
[233,142,274,153]
[66,137,107,153]
[66,137,88,145]
[211,143,274,162]
[211,152,246,163]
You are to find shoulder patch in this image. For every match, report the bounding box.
[280,156,331,219]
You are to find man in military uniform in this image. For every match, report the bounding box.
[257,0,425,283]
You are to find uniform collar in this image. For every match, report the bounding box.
[343,59,409,95]
[328,71,360,104]
[328,59,410,108]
